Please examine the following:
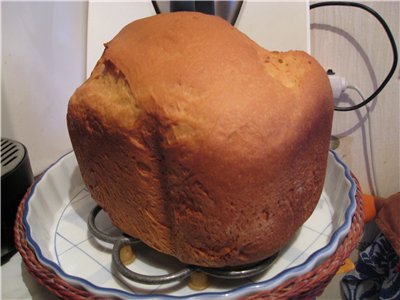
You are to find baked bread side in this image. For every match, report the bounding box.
[67,12,333,267]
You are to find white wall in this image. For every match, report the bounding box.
[310,1,399,198]
[2,2,87,174]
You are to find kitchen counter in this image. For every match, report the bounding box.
[1,253,57,300]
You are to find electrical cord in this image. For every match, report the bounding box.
[346,84,365,101]
[310,1,398,112]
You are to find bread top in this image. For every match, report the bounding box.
[91,11,332,161]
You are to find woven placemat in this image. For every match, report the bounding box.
[15,175,364,299]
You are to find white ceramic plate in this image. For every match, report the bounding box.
[23,150,356,299]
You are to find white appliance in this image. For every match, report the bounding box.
[2,1,310,176]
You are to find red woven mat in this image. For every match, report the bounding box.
[15,175,364,299]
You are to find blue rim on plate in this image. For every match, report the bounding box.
[22,150,357,299]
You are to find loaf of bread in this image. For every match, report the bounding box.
[67,12,333,268]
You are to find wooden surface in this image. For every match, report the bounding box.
[310,1,399,198]
[312,2,399,298]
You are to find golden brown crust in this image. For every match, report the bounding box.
[67,12,333,267]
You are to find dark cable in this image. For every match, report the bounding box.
[310,1,398,111]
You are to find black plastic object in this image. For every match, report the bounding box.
[1,138,34,263]
[152,1,243,26]
[170,1,215,15]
